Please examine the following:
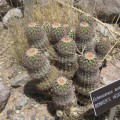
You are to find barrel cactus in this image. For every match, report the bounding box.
[25,22,44,43]
[36,66,60,92]
[22,48,47,70]
[57,36,76,55]
[76,52,100,96]
[78,52,99,73]
[22,48,51,79]
[51,22,64,44]
[95,37,111,59]
[75,21,95,52]
[52,77,77,110]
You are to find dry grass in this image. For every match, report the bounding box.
[8,18,28,63]
[24,1,79,26]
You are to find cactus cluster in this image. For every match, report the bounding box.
[76,52,100,97]
[21,14,112,118]
[57,36,78,78]
[52,77,77,110]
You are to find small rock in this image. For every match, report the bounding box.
[101,60,120,83]
[6,109,15,119]
[15,97,28,110]
[0,83,10,112]
[11,71,31,87]
[3,8,23,27]
[16,110,20,114]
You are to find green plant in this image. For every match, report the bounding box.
[76,21,95,41]
[50,22,64,44]
[42,21,51,33]
[78,52,99,73]
[36,66,60,92]
[52,77,77,110]
[75,21,95,52]
[25,22,46,44]
[76,52,100,96]
[28,59,51,79]
[22,48,47,70]
[95,37,111,59]
[77,69,99,86]
[57,36,76,55]
[75,84,99,97]
[79,14,95,27]
[68,28,76,40]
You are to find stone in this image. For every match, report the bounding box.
[6,109,15,119]
[0,83,10,112]
[11,71,31,87]
[96,23,116,37]
[101,60,120,84]
[15,97,28,110]
[2,8,23,27]
[74,0,120,22]
[0,0,10,15]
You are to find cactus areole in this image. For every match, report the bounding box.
[80,22,89,27]
[84,52,96,60]
[26,48,38,57]
[57,77,67,86]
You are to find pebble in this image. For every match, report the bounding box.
[15,97,28,110]
[6,109,15,119]
[0,83,10,112]
[3,8,23,27]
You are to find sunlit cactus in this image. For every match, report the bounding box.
[57,36,76,55]
[76,52,100,96]
[51,22,64,44]
[75,21,95,52]
[22,48,47,70]
[57,36,78,78]
[25,22,45,43]
[52,77,77,110]
[36,66,60,92]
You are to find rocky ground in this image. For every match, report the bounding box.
[0,0,120,120]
